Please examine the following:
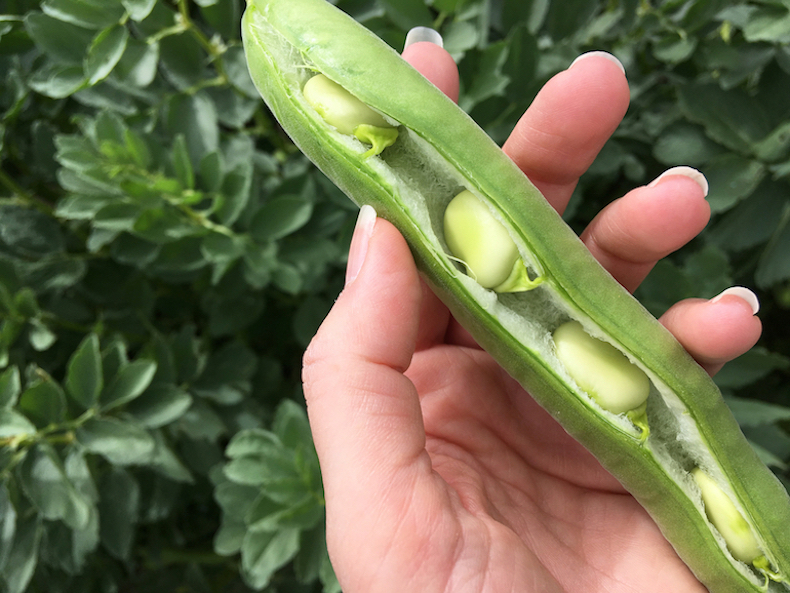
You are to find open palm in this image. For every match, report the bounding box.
[302,43,762,593]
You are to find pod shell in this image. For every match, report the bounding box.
[241,1,790,591]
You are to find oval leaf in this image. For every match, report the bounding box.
[76,417,155,465]
[85,24,129,85]
[100,359,158,411]
[250,196,313,242]
[65,334,103,410]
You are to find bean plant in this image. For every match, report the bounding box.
[0,0,789,592]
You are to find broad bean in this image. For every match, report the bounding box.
[303,73,398,158]
[443,189,542,292]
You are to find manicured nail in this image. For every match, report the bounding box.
[570,51,626,75]
[710,286,760,315]
[346,204,377,286]
[404,27,443,50]
[648,166,709,197]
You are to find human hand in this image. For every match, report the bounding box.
[302,33,762,593]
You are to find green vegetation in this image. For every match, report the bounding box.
[1,1,789,591]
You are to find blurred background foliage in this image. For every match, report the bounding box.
[0,0,789,591]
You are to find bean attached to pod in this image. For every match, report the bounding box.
[692,467,762,564]
[553,320,650,438]
[303,73,398,158]
[443,190,542,292]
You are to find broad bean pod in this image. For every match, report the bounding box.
[241,1,790,591]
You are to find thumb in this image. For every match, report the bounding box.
[302,206,430,526]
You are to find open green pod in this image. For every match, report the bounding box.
[241,1,790,591]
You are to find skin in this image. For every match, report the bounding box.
[302,44,763,593]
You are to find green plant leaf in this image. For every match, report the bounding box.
[241,528,300,590]
[217,162,253,225]
[378,0,433,30]
[132,207,199,244]
[98,468,139,560]
[0,483,16,573]
[65,333,103,410]
[461,41,510,112]
[678,83,774,154]
[293,522,326,585]
[222,449,296,487]
[653,122,725,166]
[192,340,257,403]
[199,150,224,192]
[0,366,20,408]
[147,429,194,483]
[41,0,125,29]
[1,514,41,593]
[714,347,790,389]
[122,0,157,21]
[726,396,790,428]
[94,202,144,231]
[126,384,193,428]
[442,19,479,58]
[24,12,94,65]
[710,179,787,253]
[250,195,314,242]
[28,63,87,98]
[0,204,65,257]
[293,296,332,348]
[749,439,788,471]
[76,417,155,465]
[200,0,242,40]
[166,92,219,167]
[171,325,205,383]
[18,378,67,428]
[743,5,790,43]
[705,155,765,214]
[159,32,206,90]
[756,207,790,288]
[172,134,195,190]
[100,359,157,411]
[114,37,159,86]
[246,493,323,532]
[214,481,261,521]
[124,128,151,169]
[0,409,37,440]
[272,400,313,452]
[17,444,92,530]
[214,518,246,556]
[85,23,129,85]
[226,428,281,458]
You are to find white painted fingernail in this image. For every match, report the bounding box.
[648,166,709,197]
[346,204,377,287]
[710,286,760,315]
[404,27,443,50]
[570,51,626,76]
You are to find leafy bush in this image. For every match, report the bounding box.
[0,0,788,591]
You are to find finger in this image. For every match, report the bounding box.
[303,207,431,524]
[401,29,460,102]
[580,167,711,292]
[503,52,630,213]
[659,287,762,375]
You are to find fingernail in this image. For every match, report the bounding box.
[570,51,626,76]
[710,286,760,315]
[404,27,444,50]
[346,205,377,286]
[648,166,709,197]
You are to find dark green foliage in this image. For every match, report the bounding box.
[0,0,788,591]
